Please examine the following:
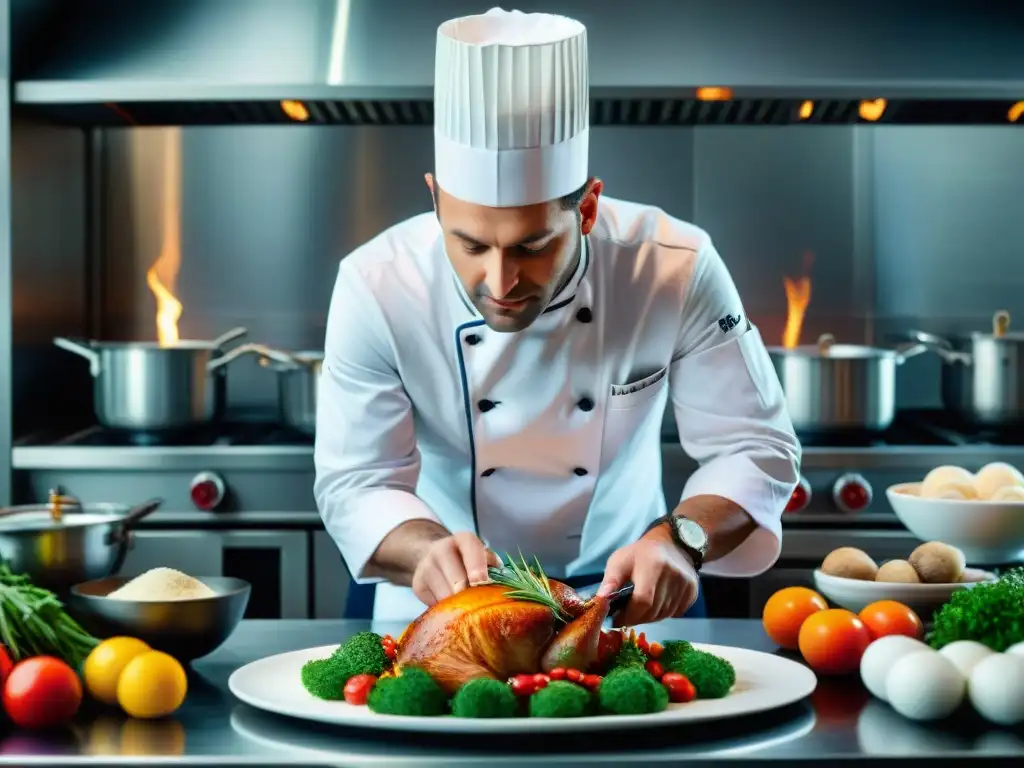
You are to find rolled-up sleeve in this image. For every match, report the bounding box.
[314,263,442,583]
[669,237,801,577]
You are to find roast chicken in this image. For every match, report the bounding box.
[393,564,619,695]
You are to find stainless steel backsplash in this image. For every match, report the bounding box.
[12,122,1024,421]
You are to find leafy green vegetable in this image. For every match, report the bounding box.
[452,678,518,718]
[608,637,648,671]
[928,567,1024,652]
[367,667,448,716]
[597,667,668,715]
[330,631,389,677]
[0,564,98,669]
[529,680,593,718]
[301,658,349,700]
[670,650,735,699]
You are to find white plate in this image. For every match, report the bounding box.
[227,642,817,733]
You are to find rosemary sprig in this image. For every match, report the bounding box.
[0,564,99,669]
[487,552,567,622]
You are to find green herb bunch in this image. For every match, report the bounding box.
[0,564,99,668]
[928,567,1024,652]
[487,552,567,621]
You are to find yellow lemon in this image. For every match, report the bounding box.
[83,637,151,705]
[116,651,188,719]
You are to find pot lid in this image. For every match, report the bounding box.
[0,507,124,533]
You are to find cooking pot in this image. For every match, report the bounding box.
[0,497,162,593]
[907,310,1024,428]
[767,334,928,435]
[53,326,253,432]
[233,344,322,435]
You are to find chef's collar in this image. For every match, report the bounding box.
[449,234,590,321]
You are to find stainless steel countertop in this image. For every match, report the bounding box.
[1,619,1020,767]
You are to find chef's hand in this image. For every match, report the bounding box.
[411,531,501,607]
[596,524,699,626]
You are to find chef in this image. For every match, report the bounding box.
[314,8,801,624]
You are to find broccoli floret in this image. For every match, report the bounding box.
[671,650,735,699]
[658,640,693,668]
[928,567,1024,652]
[529,681,593,718]
[451,678,518,719]
[608,639,648,671]
[367,667,448,716]
[300,658,350,700]
[597,667,668,715]
[330,631,390,677]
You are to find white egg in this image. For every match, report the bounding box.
[922,465,976,499]
[973,462,1024,500]
[990,485,1024,502]
[927,481,978,500]
[1005,642,1024,659]
[886,650,966,721]
[860,635,930,701]
[968,653,1024,726]
[939,640,995,677]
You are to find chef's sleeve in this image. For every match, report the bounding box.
[314,262,443,584]
[668,236,801,577]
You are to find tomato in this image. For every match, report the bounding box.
[636,632,650,655]
[797,609,873,676]
[510,674,537,696]
[645,660,665,680]
[3,656,83,729]
[380,636,397,660]
[661,672,696,703]
[647,642,664,659]
[566,668,583,683]
[597,630,623,665]
[548,667,567,680]
[0,646,13,686]
[762,587,829,650]
[858,600,923,640]
[581,674,602,689]
[343,674,377,705]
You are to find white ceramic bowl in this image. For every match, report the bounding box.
[886,482,1024,564]
[812,569,993,619]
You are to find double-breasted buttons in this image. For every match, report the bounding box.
[573,467,589,477]
[465,334,482,346]
[478,399,498,412]
[480,468,496,477]
[577,397,594,412]
[575,307,592,323]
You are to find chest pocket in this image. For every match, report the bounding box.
[600,366,669,470]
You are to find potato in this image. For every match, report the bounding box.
[821,547,879,580]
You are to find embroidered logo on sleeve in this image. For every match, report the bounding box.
[718,313,743,333]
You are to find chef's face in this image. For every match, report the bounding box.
[427,175,602,332]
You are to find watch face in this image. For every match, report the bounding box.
[675,517,708,553]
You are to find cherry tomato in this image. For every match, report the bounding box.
[597,631,623,665]
[636,632,650,655]
[661,672,696,703]
[645,660,665,680]
[798,609,873,676]
[858,600,923,641]
[582,674,602,689]
[3,656,82,729]
[343,674,377,705]
[647,642,664,659]
[510,674,536,696]
[566,668,583,683]
[532,674,549,690]
[548,667,567,681]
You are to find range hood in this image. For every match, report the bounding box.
[11,0,1024,127]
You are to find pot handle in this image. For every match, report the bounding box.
[210,326,248,349]
[53,337,101,376]
[892,342,929,364]
[105,497,163,549]
[904,330,973,365]
[204,342,278,372]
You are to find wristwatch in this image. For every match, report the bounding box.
[644,514,709,571]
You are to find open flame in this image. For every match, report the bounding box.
[782,252,815,349]
[144,129,183,347]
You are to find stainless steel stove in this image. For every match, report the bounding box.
[11,410,1024,620]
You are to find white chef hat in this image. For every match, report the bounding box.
[433,7,589,208]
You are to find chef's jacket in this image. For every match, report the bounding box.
[314,196,801,622]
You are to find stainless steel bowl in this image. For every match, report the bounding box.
[69,576,250,663]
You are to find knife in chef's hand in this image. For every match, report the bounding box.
[606,582,635,621]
